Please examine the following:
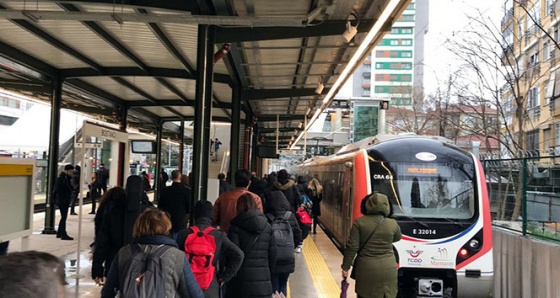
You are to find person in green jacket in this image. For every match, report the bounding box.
[341,192,402,298]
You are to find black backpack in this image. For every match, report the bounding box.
[266,212,295,263]
[118,244,171,298]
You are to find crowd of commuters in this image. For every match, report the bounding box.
[0,162,403,298]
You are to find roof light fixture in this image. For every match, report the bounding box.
[315,76,325,94]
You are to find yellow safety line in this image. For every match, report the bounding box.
[302,237,340,298]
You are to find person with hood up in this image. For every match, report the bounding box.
[272,169,301,214]
[226,194,277,298]
[341,193,402,298]
[177,201,244,298]
[265,190,302,296]
[91,187,127,284]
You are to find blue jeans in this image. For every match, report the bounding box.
[271,272,290,295]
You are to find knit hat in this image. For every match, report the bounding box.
[193,200,213,219]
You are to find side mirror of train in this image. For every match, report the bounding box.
[344,162,353,169]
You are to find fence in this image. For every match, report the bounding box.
[482,154,560,242]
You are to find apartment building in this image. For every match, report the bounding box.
[350,0,428,108]
[501,0,560,154]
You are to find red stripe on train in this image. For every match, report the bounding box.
[353,150,369,222]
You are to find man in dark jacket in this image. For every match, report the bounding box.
[272,169,302,214]
[53,164,74,240]
[266,190,302,296]
[218,173,233,195]
[70,165,80,215]
[158,170,192,240]
[96,163,109,195]
[177,201,244,298]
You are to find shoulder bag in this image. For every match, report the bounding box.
[350,217,385,279]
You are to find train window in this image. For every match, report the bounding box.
[369,161,476,220]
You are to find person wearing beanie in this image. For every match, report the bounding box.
[177,201,244,298]
[53,164,75,240]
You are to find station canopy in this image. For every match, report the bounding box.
[0,0,410,147]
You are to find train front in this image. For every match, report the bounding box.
[366,138,493,298]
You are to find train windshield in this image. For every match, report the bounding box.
[369,161,476,220]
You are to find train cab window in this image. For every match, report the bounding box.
[369,161,476,220]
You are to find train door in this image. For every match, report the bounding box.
[342,161,353,243]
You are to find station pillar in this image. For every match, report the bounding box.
[192,24,214,207]
[229,84,241,180]
[43,76,63,234]
[179,121,185,172]
[117,106,128,187]
[154,121,164,203]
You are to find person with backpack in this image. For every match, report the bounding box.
[177,200,244,298]
[265,190,302,296]
[101,208,204,298]
[226,194,277,298]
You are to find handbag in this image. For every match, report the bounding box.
[350,217,385,279]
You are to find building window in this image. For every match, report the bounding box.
[400,14,415,21]
[402,51,412,58]
[390,40,399,45]
[376,63,383,69]
[391,28,399,34]
[402,39,413,46]
[402,28,413,34]
[376,51,385,57]
[528,87,540,109]
[526,129,539,151]
[544,40,551,60]
[375,74,384,81]
[363,88,370,96]
[402,63,412,69]
[519,17,525,38]
[556,123,560,151]
[544,128,552,150]
[528,44,540,65]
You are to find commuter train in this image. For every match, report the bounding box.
[292,134,493,298]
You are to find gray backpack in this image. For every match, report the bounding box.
[266,212,295,263]
[118,244,172,298]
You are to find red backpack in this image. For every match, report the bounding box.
[184,226,217,290]
[297,207,313,225]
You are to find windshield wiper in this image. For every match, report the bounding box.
[441,217,466,227]
[395,215,430,228]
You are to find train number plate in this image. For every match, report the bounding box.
[413,229,437,235]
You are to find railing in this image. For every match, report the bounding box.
[482,155,560,243]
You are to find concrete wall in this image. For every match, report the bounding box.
[493,228,560,297]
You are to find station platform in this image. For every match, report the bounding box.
[6,209,353,298]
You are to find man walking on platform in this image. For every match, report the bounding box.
[53,164,74,240]
[212,169,263,233]
[158,170,192,240]
[96,163,109,195]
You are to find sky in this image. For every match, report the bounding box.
[422,0,503,96]
[339,0,504,98]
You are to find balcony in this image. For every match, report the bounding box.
[501,7,514,27]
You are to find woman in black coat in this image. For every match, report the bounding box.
[227,194,277,298]
[91,187,127,283]
[266,190,302,296]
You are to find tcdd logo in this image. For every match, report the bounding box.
[405,246,423,265]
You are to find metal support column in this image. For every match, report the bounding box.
[43,76,63,234]
[251,126,258,172]
[229,84,241,179]
[179,121,185,172]
[117,106,128,187]
[154,121,164,203]
[192,24,214,205]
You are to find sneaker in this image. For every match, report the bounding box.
[295,247,302,253]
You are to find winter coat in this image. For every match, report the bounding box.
[159,182,192,233]
[308,178,323,216]
[219,180,234,195]
[273,179,302,214]
[341,193,402,298]
[212,188,263,233]
[177,217,244,298]
[53,172,73,205]
[266,191,302,274]
[92,199,126,279]
[101,235,204,298]
[226,209,277,298]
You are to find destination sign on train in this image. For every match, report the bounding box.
[407,167,437,174]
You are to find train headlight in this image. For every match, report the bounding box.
[468,239,480,251]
